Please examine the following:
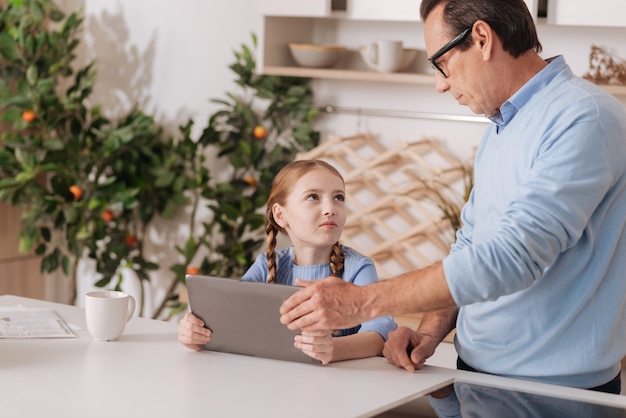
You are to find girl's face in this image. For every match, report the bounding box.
[273,167,346,252]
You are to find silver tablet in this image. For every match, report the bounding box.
[185,275,319,364]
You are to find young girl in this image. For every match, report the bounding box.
[178,159,396,364]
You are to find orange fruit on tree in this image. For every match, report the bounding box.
[101,209,115,222]
[244,175,256,189]
[186,266,200,275]
[21,109,36,123]
[125,235,138,246]
[252,125,267,139]
[69,185,83,200]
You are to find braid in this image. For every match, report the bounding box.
[329,242,344,278]
[265,223,278,283]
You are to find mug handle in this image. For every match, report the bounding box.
[126,295,136,322]
[369,42,379,65]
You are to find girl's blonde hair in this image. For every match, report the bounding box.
[265,160,345,283]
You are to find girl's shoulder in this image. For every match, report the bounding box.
[340,245,378,283]
[341,245,374,264]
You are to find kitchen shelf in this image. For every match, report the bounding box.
[262,65,626,96]
[262,66,435,84]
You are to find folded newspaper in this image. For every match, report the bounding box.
[0,306,77,338]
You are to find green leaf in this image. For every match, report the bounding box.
[18,234,36,253]
[44,139,65,151]
[170,264,186,276]
[88,198,104,210]
[15,171,36,183]
[239,139,252,157]
[41,253,60,273]
[94,277,111,288]
[103,135,121,153]
[49,7,66,22]
[40,227,51,242]
[61,255,71,275]
[26,64,38,86]
[13,147,35,170]
[64,206,79,224]
[75,225,90,240]
[220,203,239,220]
[35,243,47,255]
[36,78,54,95]
[30,1,45,21]
[98,176,117,187]
[144,262,159,271]
[0,178,20,189]
[240,198,253,213]
[154,170,175,188]
[183,237,197,259]
[0,33,20,61]
[161,199,180,219]
[216,182,234,193]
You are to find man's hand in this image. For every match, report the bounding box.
[280,276,367,331]
[383,326,439,372]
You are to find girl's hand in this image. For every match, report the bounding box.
[178,312,212,351]
[294,329,334,365]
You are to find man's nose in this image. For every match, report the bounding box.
[434,74,450,93]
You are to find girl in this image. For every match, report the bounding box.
[178,159,396,364]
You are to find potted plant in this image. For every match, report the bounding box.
[0,0,320,319]
[155,34,320,319]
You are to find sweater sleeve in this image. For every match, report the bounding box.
[343,248,397,340]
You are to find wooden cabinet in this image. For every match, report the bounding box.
[547,0,626,28]
[0,202,44,299]
[347,0,420,21]
[255,0,340,17]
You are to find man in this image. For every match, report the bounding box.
[279,0,626,394]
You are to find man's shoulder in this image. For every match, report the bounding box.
[552,65,618,104]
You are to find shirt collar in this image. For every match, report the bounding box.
[488,55,566,131]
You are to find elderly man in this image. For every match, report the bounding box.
[280,0,626,394]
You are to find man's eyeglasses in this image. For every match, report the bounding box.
[428,26,472,78]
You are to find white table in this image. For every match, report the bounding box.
[2,295,626,418]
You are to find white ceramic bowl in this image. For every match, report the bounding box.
[399,48,419,71]
[288,43,346,68]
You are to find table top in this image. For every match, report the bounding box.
[0,295,455,418]
[2,295,626,418]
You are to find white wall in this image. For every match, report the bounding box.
[64,0,261,135]
[55,0,626,315]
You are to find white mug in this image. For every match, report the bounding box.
[362,40,404,73]
[85,290,136,341]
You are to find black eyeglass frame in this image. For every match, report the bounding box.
[428,26,472,78]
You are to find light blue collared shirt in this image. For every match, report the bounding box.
[490,56,561,131]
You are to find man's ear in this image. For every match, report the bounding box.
[472,20,494,60]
